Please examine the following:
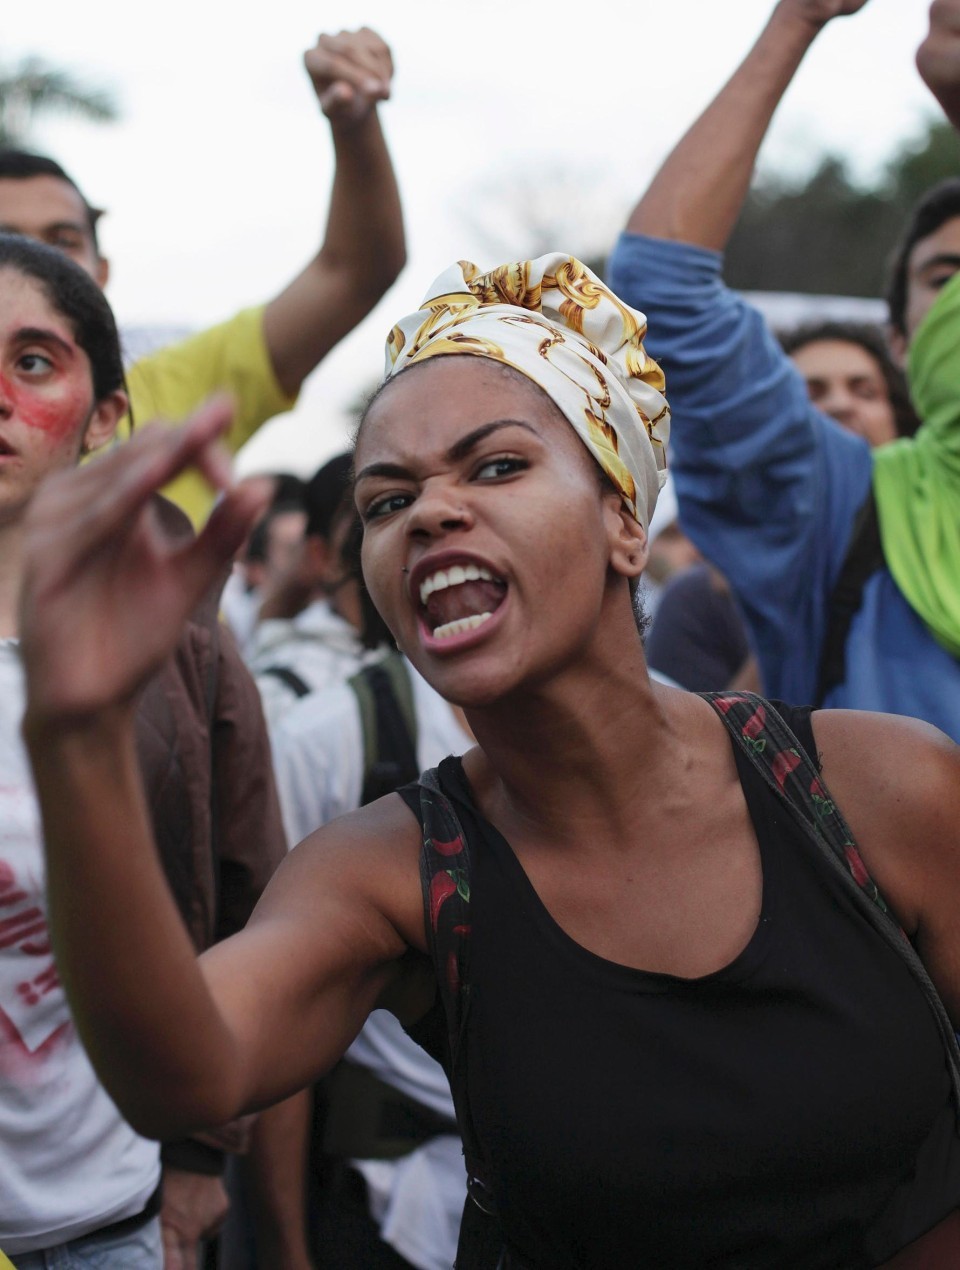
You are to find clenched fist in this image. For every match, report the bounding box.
[305,27,393,126]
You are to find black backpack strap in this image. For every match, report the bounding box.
[259,664,312,699]
[349,652,420,806]
[418,767,505,1270]
[816,491,885,707]
[702,690,960,1119]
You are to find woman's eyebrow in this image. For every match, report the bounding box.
[16,326,74,355]
[355,419,539,484]
[446,419,537,462]
[354,459,413,483]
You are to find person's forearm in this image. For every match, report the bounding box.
[23,710,245,1139]
[324,112,405,302]
[627,1,827,249]
[264,110,405,396]
[245,1091,314,1268]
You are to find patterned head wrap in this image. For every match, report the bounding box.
[384,254,670,530]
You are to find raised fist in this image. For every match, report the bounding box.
[917,0,960,128]
[305,27,393,125]
[782,0,871,25]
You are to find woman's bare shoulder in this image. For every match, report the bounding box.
[811,707,958,811]
[251,790,429,959]
[811,708,960,934]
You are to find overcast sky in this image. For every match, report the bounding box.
[7,0,937,474]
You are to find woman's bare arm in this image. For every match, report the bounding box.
[27,716,421,1137]
[19,401,427,1139]
[814,709,960,1024]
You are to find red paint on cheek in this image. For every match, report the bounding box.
[0,371,90,445]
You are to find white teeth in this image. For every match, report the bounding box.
[419,563,495,606]
[432,611,493,641]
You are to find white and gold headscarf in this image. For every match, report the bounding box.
[384,254,670,530]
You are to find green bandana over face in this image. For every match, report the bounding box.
[873,271,960,659]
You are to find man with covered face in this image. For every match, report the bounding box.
[609,0,960,739]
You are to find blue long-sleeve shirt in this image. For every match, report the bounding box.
[608,233,960,741]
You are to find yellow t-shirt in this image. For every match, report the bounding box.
[119,306,296,526]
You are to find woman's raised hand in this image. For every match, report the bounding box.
[19,397,270,727]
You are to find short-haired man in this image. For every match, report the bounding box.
[0,27,405,524]
[608,0,960,739]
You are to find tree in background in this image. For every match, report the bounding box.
[725,118,960,297]
[0,58,118,148]
[457,119,958,301]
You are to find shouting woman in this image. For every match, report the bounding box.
[16,246,960,1268]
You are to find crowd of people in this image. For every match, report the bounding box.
[3,0,960,1266]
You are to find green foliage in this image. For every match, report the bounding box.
[0,58,118,149]
[725,119,960,297]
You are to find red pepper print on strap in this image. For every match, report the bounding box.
[844,845,870,889]
[433,835,465,857]
[710,692,749,716]
[741,702,767,754]
[429,868,471,932]
[430,872,457,932]
[771,749,802,791]
[809,776,835,821]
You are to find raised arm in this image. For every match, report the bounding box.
[264,27,406,397]
[17,403,426,1139]
[627,0,870,249]
[917,0,960,132]
[608,0,876,703]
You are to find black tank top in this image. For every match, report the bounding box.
[400,704,960,1269]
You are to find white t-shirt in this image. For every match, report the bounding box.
[271,664,470,1270]
[247,599,384,730]
[0,641,160,1255]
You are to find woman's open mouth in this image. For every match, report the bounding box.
[416,561,508,645]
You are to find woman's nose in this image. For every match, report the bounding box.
[407,481,474,536]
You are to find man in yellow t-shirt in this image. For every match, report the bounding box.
[0,26,405,525]
[0,27,404,1265]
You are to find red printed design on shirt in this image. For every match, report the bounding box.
[0,858,69,1077]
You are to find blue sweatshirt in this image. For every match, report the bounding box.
[608,233,960,742]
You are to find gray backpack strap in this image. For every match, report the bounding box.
[349,651,420,806]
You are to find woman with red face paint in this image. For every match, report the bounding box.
[15,242,960,1269]
[0,235,298,1269]
[0,233,167,1264]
